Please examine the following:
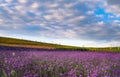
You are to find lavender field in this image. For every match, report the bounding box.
[0,49,120,77]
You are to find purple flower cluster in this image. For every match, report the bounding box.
[0,50,120,77]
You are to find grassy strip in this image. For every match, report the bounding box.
[0,37,120,52]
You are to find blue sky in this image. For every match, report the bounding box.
[0,0,120,47]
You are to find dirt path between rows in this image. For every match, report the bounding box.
[0,44,55,49]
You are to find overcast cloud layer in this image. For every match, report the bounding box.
[0,0,120,47]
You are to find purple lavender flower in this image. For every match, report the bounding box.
[0,49,120,77]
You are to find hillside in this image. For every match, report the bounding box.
[0,37,87,50]
[0,37,120,52]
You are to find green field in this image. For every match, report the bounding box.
[0,37,120,52]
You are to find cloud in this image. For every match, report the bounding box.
[64,2,77,8]
[87,11,94,15]
[105,0,120,17]
[5,0,12,3]
[44,15,53,20]
[114,20,120,23]
[31,3,40,9]
[67,16,86,24]
[96,15,104,18]
[0,0,120,47]
[107,0,120,5]
[15,5,23,10]
[18,0,27,4]
[48,3,59,8]
[97,21,104,26]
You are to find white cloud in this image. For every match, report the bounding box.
[38,29,78,39]
[105,1,120,17]
[15,5,23,10]
[64,2,77,8]
[44,15,53,20]
[77,16,86,20]
[92,27,102,32]
[97,21,104,26]
[49,3,59,8]
[67,16,85,23]
[63,29,78,39]
[44,8,71,22]
[5,0,13,3]
[106,5,119,13]
[108,15,115,18]
[114,20,120,23]
[96,15,104,18]
[87,11,94,15]
[31,3,40,9]
[39,23,46,27]
[0,3,8,7]
[18,0,27,4]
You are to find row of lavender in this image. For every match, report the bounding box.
[0,50,120,77]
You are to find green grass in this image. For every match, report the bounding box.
[0,36,120,52]
[0,36,86,50]
[0,36,60,47]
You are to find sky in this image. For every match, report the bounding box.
[0,0,120,47]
